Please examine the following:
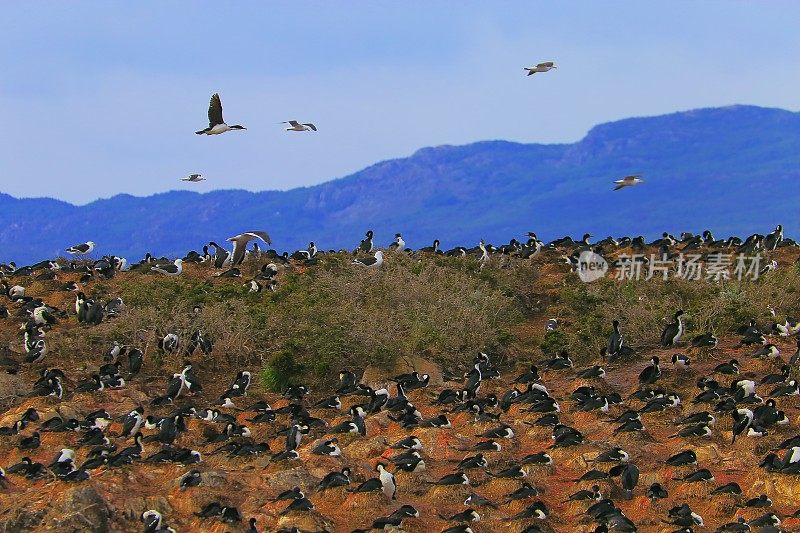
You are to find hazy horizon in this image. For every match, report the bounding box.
[3,2,800,203]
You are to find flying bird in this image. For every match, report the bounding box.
[195,93,246,135]
[524,62,557,75]
[65,241,96,256]
[181,174,205,182]
[227,231,272,266]
[282,120,317,132]
[613,175,644,191]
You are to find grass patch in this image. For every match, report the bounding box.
[49,253,526,388]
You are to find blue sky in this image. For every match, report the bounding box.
[2,1,799,203]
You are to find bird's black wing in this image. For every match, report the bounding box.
[208,93,224,127]
[660,325,670,345]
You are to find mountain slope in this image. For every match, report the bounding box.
[2,104,798,263]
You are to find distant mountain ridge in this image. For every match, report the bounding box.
[1,105,798,263]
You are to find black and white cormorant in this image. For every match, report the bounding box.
[195,93,246,135]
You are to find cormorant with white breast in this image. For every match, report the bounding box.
[661,310,685,347]
[195,93,246,135]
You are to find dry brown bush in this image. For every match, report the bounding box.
[551,261,800,364]
[33,253,525,391]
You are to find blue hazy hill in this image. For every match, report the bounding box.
[1,105,798,263]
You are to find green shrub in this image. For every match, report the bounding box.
[550,264,800,363]
[56,252,527,388]
[539,330,568,356]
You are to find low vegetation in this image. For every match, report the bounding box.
[18,250,799,391]
[548,258,800,363]
[48,254,531,391]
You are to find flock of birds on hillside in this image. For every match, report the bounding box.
[33,222,795,295]
[0,224,798,532]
